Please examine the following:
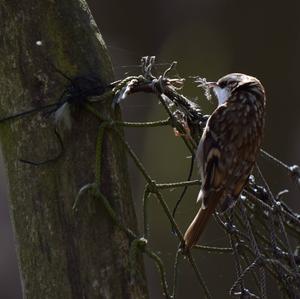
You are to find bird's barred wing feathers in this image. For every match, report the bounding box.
[197,125,226,208]
[198,101,261,210]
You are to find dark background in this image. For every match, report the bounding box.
[1,0,300,298]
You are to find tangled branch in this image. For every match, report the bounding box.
[94,56,300,298]
[2,55,300,298]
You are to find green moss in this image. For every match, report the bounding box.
[44,12,79,77]
[0,123,17,165]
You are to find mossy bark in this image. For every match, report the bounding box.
[0,1,148,298]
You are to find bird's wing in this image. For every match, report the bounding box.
[197,108,228,208]
[203,99,262,211]
[184,104,245,249]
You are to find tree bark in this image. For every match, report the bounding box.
[0,1,148,298]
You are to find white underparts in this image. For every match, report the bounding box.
[213,86,230,105]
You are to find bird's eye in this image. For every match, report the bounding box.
[218,81,226,88]
[228,81,238,88]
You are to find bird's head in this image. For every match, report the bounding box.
[207,73,265,106]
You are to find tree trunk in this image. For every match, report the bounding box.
[0,1,148,298]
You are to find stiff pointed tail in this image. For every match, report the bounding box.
[183,192,221,250]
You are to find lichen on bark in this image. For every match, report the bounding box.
[0,0,148,298]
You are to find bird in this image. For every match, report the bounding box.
[183,73,266,250]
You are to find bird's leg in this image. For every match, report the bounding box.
[173,121,191,138]
[173,115,193,143]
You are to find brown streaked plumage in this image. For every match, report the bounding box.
[183,73,266,250]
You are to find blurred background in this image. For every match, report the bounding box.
[1,0,300,298]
